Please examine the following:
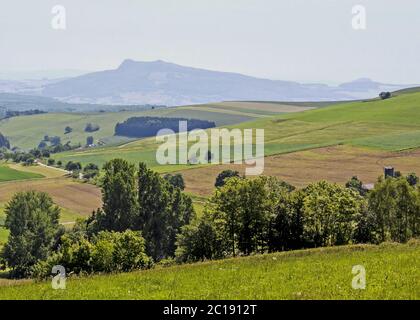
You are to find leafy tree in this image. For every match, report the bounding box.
[206,176,282,255]
[49,136,61,146]
[207,177,242,256]
[268,189,305,252]
[164,173,185,190]
[2,191,61,278]
[64,126,73,134]
[346,176,366,196]
[85,123,100,132]
[301,181,363,247]
[24,157,35,166]
[41,150,50,158]
[166,188,195,256]
[353,204,378,244]
[30,149,42,158]
[47,158,55,166]
[84,163,99,171]
[138,163,194,260]
[112,230,151,272]
[138,162,171,260]
[82,163,100,179]
[38,141,47,150]
[406,173,419,187]
[236,178,273,254]
[65,161,82,171]
[369,177,419,243]
[175,214,225,262]
[214,170,241,188]
[93,159,138,232]
[0,132,10,149]
[379,92,391,100]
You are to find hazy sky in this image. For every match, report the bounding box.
[1,0,419,83]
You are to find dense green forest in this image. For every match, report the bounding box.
[115,116,216,138]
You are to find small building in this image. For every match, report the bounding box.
[384,166,395,178]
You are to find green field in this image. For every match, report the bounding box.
[0,165,44,182]
[0,101,307,150]
[51,91,420,170]
[0,242,418,299]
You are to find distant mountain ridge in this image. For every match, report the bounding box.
[4,60,417,106]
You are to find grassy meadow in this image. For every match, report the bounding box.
[0,94,419,301]
[0,101,305,150]
[51,91,420,170]
[0,241,418,300]
[0,164,44,182]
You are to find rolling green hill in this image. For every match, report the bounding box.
[0,241,418,299]
[51,91,420,170]
[0,101,308,150]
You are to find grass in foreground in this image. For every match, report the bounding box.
[0,241,418,300]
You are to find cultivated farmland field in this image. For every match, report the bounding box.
[178,145,420,195]
[0,101,307,150]
[52,91,420,171]
[0,164,102,218]
[0,177,101,216]
[0,241,418,300]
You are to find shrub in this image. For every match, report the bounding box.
[379,92,391,100]
[214,170,241,188]
[406,173,419,187]
[83,163,99,180]
[346,176,366,196]
[368,177,419,243]
[164,173,185,190]
[32,230,151,278]
[112,230,151,272]
[85,123,100,132]
[65,161,82,171]
[302,181,364,247]
[175,217,225,263]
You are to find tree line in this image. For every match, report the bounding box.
[114,116,216,138]
[0,160,418,279]
[176,174,419,262]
